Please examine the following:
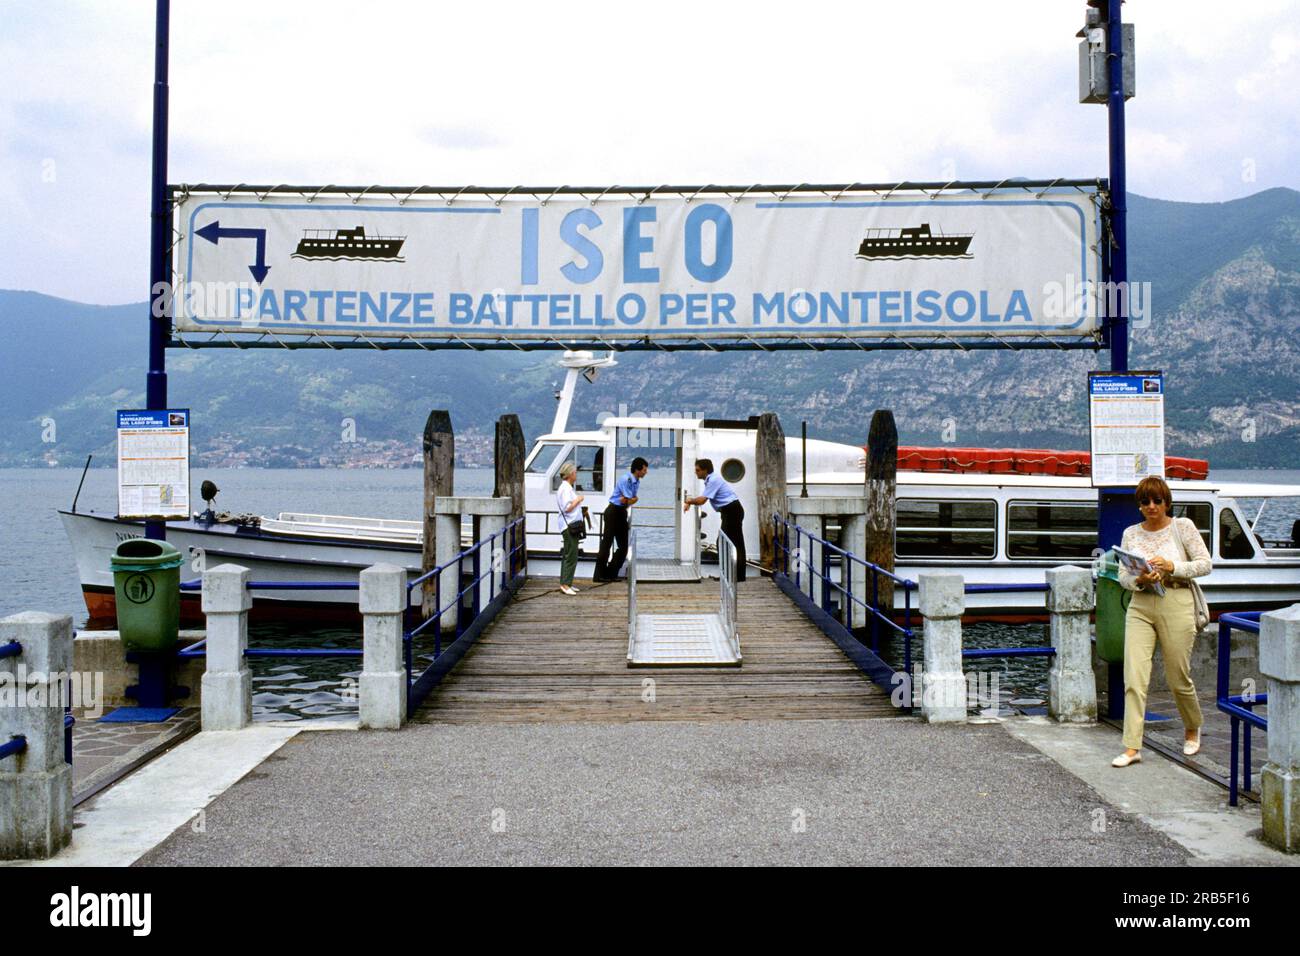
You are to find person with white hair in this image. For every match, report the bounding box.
[556,461,585,595]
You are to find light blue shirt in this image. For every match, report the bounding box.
[610,471,641,506]
[702,472,738,508]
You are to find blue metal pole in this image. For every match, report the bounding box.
[145,0,171,542]
[1098,0,1130,718]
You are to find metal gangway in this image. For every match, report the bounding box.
[633,507,702,583]
[626,530,741,667]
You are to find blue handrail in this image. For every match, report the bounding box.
[403,516,527,715]
[1217,611,1267,806]
[773,514,917,673]
[0,735,26,762]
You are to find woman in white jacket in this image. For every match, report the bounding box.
[1112,475,1212,767]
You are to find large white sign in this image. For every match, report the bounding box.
[1089,372,1165,487]
[173,187,1102,342]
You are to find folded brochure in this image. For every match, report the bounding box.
[1113,546,1166,596]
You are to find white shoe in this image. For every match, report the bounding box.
[1183,730,1201,756]
[560,585,579,595]
[1111,751,1141,768]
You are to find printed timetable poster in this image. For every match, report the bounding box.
[1088,372,1165,488]
[117,410,191,519]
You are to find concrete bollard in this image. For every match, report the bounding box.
[201,564,252,731]
[917,573,967,723]
[1046,566,1098,723]
[359,564,409,730]
[1260,603,1300,853]
[0,612,74,860]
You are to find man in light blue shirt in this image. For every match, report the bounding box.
[593,456,649,582]
[683,458,746,581]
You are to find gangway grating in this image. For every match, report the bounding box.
[627,530,741,667]
[632,509,701,583]
[634,558,702,583]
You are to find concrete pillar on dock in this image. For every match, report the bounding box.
[434,497,514,626]
[787,497,867,622]
[494,414,527,577]
[1045,566,1097,723]
[422,410,455,620]
[473,499,514,608]
[865,410,898,617]
[755,412,787,571]
[0,612,73,860]
[1260,604,1300,853]
[785,500,824,608]
[839,513,868,630]
[918,573,966,723]
[433,505,462,631]
[359,564,408,730]
[201,564,252,731]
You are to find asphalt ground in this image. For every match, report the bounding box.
[137,718,1191,866]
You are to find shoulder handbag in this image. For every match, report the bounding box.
[1173,518,1211,631]
[557,488,586,540]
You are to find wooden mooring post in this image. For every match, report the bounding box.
[422,410,454,618]
[755,412,787,571]
[865,409,898,613]
[494,414,526,574]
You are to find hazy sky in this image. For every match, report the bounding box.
[2,0,1297,304]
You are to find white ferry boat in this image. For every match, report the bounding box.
[61,352,1300,623]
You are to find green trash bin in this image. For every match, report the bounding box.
[111,539,183,653]
[1093,549,1131,665]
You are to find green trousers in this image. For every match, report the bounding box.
[560,527,579,586]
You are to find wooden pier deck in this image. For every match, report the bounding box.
[414,575,898,724]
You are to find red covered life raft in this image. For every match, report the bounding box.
[892,446,1208,480]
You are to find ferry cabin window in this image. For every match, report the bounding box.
[1219,508,1256,560]
[1006,500,1097,559]
[526,443,564,476]
[896,498,996,558]
[1172,502,1213,550]
[556,444,605,493]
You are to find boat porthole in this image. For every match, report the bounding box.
[721,458,746,482]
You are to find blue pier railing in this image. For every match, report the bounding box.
[960,582,1056,662]
[176,516,527,719]
[1217,611,1267,807]
[403,516,527,716]
[772,515,915,694]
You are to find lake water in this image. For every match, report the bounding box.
[2,466,1296,720]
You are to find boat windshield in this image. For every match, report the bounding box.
[526,442,565,474]
[1235,495,1300,549]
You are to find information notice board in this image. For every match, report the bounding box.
[1088,372,1165,487]
[117,409,191,519]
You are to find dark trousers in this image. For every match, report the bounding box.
[718,500,746,581]
[594,503,629,580]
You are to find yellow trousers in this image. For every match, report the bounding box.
[1122,588,1203,750]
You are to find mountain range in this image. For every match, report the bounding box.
[2,188,1298,469]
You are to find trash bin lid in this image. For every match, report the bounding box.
[110,538,184,571]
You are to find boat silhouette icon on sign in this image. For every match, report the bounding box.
[292,226,406,262]
[856,223,974,260]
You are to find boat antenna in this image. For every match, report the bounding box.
[71,454,92,513]
[801,421,808,498]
